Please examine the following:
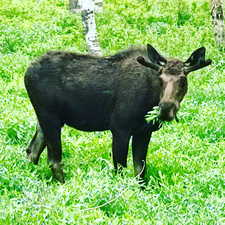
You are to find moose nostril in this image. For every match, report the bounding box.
[159,102,174,111]
[159,102,165,108]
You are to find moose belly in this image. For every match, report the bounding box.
[63,98,112,132]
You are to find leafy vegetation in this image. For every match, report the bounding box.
[145,106,162,124]
[0,0,224,224]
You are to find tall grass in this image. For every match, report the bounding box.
[0,0,224,224]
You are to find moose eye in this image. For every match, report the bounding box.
[158,77,163,86]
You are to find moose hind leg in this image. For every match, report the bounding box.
[38,117,65,183]
[26,122,46,165]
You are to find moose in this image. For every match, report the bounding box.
[24,44,211,183]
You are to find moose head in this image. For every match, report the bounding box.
[137,44,212,122]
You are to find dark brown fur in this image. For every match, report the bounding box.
[25,44,211,183]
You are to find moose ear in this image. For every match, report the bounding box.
[184,47,206,66]
[147,44,167,66]
[184,47,212,74]
[137,56,161,71]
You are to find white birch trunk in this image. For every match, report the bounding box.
[211,0,225,47]
[81,0,102,55]
[69,0,103,13]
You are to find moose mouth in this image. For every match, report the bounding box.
[159,111,175,121]
[159,103,179,122]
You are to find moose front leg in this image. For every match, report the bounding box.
[132,131,152,182]
[111,128,131,172]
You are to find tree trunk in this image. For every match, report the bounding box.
[80,0,102,55]
[69,0,103,13]
[211,0,225,48]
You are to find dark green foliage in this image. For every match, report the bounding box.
[0,0,224,224]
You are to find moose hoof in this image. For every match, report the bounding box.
[50,163,65,183]
[26,150,39,165]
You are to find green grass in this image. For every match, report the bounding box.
[0,0,224,224]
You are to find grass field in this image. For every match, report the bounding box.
[0,0,224,224]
